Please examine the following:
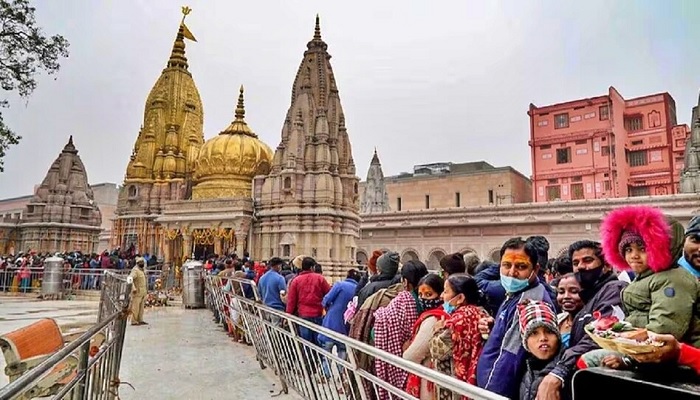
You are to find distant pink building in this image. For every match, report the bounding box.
[528,87,690,202]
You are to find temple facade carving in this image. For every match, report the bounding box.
[360,149,390,214]
[252,16,361,277]
[14,136,102,253]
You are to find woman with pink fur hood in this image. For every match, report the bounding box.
[579,205,700,369]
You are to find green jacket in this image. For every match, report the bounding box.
[622,266,700,347]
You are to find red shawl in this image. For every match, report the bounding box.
[447,304,489,386]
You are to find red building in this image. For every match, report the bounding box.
[528,87,690,202]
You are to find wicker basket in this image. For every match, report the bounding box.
[586,330,661,355]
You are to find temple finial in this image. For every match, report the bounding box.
[68,135,74,145]
[181,6,192,23]
[314,14,322,40]
[235,85,245,121]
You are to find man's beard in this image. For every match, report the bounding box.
[685,251,700,270]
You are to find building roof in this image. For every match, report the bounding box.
[382,161,529,183]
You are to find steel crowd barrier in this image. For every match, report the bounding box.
[206,275,506,400]
[0,271,133,400]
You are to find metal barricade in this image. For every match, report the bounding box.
[0,271,132,400]
[216,276,506,400]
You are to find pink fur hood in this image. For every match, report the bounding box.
[600,206,672,273]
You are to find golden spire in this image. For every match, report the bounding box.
[221,85,256,138]
[167,6,195,70]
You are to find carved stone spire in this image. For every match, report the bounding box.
[361,148,390,214]
[20,137,102,253]
[681,92,700,193]
[254,16,360,278]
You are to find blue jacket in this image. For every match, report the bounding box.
[476,282,554,399]
[318,278,357,344]
[258,270,286,311]
[474,263,507,315]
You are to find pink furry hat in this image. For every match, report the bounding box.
[600,206,672,273]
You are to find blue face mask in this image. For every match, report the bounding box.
[442,301,457,314]
[500,272,532,293]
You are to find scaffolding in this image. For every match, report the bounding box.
[110,216,163,256]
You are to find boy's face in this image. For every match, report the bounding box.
[526,326,558,360]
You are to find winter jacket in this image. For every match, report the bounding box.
[600,206,700,348]
[285,271,331,318]
[475,281,554,399]
[519,350,568,400]
[356,273,398,308]
[474,263,506,315]
[550,271,627,381]
[318,278,358,343]
[623,267,700,346]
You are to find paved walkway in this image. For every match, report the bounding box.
[0,296,301,399]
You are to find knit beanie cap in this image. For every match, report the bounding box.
[517,299,559,350]
[377,251,399,276]
[618,230,644,257]
[686,215,700,237]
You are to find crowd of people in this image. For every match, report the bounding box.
[208,204,700,400]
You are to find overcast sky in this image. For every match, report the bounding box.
[1,0,699,198]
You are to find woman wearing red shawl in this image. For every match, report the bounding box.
[430,275,489,400]
[404,273,447,399]
[373,260,429,400]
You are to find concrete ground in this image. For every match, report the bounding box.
[0,295,301,399]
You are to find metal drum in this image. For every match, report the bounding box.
[182,260,204,309]
[41,256,64,299]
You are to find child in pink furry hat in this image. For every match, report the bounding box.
[579,205,700,370]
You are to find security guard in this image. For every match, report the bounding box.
[129,257,148,325]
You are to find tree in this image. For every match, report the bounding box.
[0,0,69,171]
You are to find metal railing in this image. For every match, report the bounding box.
[0,271,132,400]
[206,275,506,400]
[0,267,161,295]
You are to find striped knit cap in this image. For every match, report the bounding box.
[517,299,559,350]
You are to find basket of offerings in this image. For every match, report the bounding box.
[584,311,663,355]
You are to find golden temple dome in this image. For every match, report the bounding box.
[192,86,274,199]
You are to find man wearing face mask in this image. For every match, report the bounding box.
[476,237,555,399]
[679,215,700,279]
[536,240,627,400]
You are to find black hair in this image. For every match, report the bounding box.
[464,253,481,276]
[527,235,550,268]
[401,260,429,288]
[567,240,606,266]
[553,256,573,276]
[301,257,316,271]
[314,264,323,274]
[439,253,467,275]
[417,273,444,295]
[500,237,539,268]
[447,274,487,308]
[268,257,284,268]
[346,269,361,282]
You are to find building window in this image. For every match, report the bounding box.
[547,179,558,184]
[283,245,291,257]
[425,195,430,209]
[571,176,582,182]
[554,113,569,129]
[556,147,572,164]
[628,150,648,167]
[540,145,551,150]
[601,145,610,156]
[488,189,494,204]
[283,177,292,189]
[599,105,609,120]
[397,197,402,211]
[630,186,650,197]
[575,139,587,145]
[624,116,643,132]
[329,248,334,258]
[631,140,643,146]
[571,183,584,200]
[455,192,461,207]
[604,180,612,191]
[546,185,561,201]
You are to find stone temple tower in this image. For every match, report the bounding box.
[681,92,700,193]
[253,16,360,277]
[360,149,390,214]
[20,136,102,253]
[114,9,203,254]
